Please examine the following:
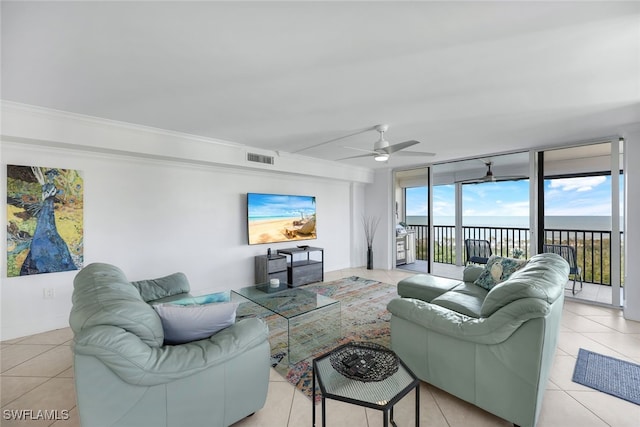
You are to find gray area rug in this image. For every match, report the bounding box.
[572,348,640,405]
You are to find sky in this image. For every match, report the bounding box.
[247,193,316,219]
[405,174,623,218]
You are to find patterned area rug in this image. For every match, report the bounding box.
[240,276,398,401]
[572,348,640,405]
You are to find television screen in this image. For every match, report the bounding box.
[247,193,317,245]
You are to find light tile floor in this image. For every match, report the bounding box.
[2,267,640,427]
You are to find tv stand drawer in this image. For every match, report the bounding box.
[255,254,288,284]
[289,262,323,287]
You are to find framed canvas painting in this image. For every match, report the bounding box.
[6,165,84,276]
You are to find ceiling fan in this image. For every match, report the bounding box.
[455,160,527,184]
[338,124,435,162]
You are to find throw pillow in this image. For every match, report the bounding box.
[153,301,238,345]
[168,291,231,306]
[473,256,527,291]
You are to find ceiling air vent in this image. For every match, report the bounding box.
[247,152,274,165]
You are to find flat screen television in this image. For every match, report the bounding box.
[247,193,316,245]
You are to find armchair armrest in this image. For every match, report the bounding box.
[72,317,268,386]
[387,297,551,345]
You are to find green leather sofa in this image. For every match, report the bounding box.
[69,263,270,427]
[387,253,569,427]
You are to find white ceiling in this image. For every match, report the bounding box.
[2,1,639,170]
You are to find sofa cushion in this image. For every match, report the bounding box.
[130,272,191,302]
[430,292,483,318]
[153,301,239,345]
[430,282,488,318]
[474,256,527,290]
[397,274,462,302]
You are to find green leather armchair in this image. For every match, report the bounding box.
[69,263,270,427]
[387,253,569,427]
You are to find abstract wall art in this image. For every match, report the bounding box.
[7,165,84,277]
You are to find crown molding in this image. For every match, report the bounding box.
[1,100,375,183]
[0,100,245,149]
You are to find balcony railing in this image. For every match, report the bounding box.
[405,224,623,286]
[545,229,624,286]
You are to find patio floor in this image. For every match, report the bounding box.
[397,261,622,307]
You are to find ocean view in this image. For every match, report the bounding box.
[405,214,623,286]
[406,216,622,231]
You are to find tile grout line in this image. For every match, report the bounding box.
[286,383,296,427]
[574,330,635,361]
[1,337,75,410]
[1,375,57,411]
[1,343,59,375]
[426,385,452,427]
[559,388,614,427]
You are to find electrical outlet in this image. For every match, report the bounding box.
[43,288,55,299]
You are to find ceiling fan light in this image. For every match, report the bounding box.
[374,153,389,162]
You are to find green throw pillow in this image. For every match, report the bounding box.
[168,291,231,306]
[474,256,527,290]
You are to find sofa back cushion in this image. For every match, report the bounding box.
[69,263,165,347]
[480,253,569,317]
[131,272,190,302]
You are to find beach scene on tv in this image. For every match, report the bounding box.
[248,193,316,245]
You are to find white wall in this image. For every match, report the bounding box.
[365,169,394,270]
[349,182,368,268]
[0,104,371,340]
[623,129,640,321]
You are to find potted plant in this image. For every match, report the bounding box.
[362,215,380,269]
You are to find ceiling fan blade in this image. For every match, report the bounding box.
[392,150,436,157]
[382,140,420,154]
[454,175,527,184]
[494,175,528,181]
[336,153,374,161]
[454,177,484,184]
[343,146,378,154]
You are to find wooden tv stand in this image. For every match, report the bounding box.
[277,246,324,287]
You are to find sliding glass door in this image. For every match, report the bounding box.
[540,141,624,306]
[392,141,625,307]
[394,168,430,273]
[427,153,529,278]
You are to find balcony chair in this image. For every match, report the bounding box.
[465,239,492,265]
[543,244,583,294]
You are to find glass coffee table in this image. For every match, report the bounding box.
[232,283,340,364]
[312,342,420,427]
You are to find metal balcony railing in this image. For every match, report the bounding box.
[405,224,623,286]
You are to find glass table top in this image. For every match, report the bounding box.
[313,343,418,407]
[232,284,338,319]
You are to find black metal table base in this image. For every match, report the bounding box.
[312,370,420,427]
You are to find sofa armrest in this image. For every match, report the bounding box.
[462,265,484,283]
[72,317,268,386]
[387,297,552,345]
